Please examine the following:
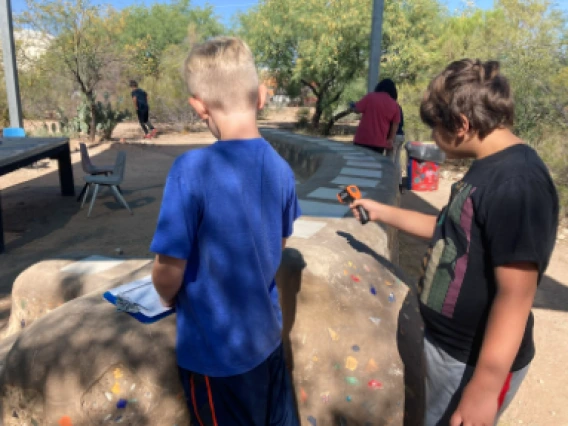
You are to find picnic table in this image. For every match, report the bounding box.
[0,137,75,253]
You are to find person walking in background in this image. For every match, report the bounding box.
[350,78,401,155]
[130,80,157,139]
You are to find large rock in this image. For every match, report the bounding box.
[1,291,184,426]
[4,257,152,338]
[0,218,421,426]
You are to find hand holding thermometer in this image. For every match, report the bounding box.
[337,185,369,225]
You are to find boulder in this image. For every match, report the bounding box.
[5,257,152,338]
[0,218,422,426]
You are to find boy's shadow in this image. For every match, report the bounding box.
[276,247,306,419]
[337,230,426,426]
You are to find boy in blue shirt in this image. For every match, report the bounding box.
[150,37,301,426]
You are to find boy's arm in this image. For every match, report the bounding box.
[132,96,138,110]
[353,94,370,113]
[150,160,201,307]
[152,254,187,307]
[451,262,538,426]
[351,199,437,240]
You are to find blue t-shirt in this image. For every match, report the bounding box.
[150,138,301,377]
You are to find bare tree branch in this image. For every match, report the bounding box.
[301,79,320,97]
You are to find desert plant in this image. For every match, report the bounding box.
[58,93,129,139]
[95,93,130,140]
[296,107,311,129]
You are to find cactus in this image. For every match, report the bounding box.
[94,93,130,140]
[57,93,129,140]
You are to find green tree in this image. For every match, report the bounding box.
[118,0,224,77]
[240,0,443,133]
[20,0,125,140]
[240,0,372,130]
[434,0,567,142]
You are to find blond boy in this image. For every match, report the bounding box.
[150,37,301,426]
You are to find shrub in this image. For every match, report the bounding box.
[296,107,311,129]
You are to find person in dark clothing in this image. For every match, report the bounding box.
[130,80,157,139]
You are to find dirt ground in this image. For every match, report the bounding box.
[1,112,567,425]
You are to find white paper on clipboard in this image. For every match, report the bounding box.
[107,275,173,319]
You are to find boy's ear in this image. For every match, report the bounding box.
[456,114,471,138]
[257,84,267,111]
[189,97,209,120]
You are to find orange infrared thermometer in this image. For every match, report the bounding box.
[337,185,370,225]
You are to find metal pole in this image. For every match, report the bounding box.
[0,0,24,128]
[367,0,384,93]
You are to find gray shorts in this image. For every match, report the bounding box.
[424,335,529,426]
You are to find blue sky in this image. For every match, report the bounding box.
[10,0,496,26]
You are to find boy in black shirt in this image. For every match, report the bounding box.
[351,59,558,426]
[130,80,157,139]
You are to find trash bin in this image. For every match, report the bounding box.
[405,141,446,191]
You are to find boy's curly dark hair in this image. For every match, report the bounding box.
[420,59,514,139]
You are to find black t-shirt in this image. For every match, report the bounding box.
[419,144,558,371]
[131,88,148,109]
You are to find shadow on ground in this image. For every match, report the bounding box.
[0,142,209,304]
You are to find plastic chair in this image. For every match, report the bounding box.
[2,127,26,138]
[77,143,116,201]
[81,151,132,217]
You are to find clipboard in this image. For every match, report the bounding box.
[103,275,175,324]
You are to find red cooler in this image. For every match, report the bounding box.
[405,142,446,192]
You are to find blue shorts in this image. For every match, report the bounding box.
[179,344,299,426]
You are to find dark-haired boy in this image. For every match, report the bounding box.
[351,59,558,426]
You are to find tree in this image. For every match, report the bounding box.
[240,0,372,130]
[118,0,224,78]
[434,0,568,142]
[20,0,124,140]
[240,0,443,134]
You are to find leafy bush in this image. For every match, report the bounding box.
[530,130,568,218]
[133,44,200,131]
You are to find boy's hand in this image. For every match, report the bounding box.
[350,199,385,222]
[160,297,175,308]
[450,381,499,426]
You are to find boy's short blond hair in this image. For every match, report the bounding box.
[184,37,259,112]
